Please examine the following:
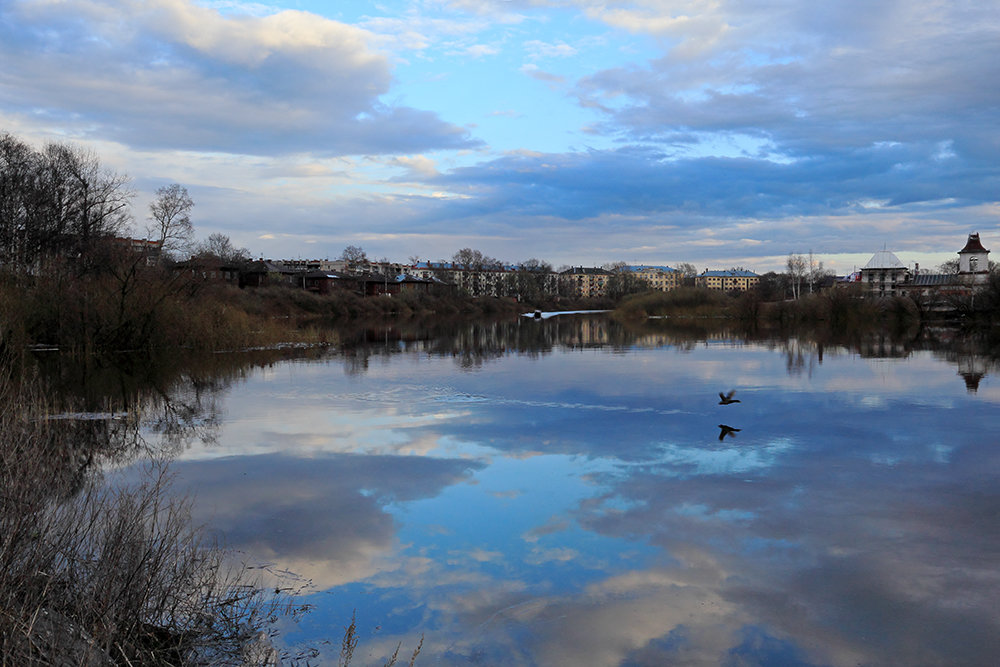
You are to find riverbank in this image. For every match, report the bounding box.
[612,284,1000,330]
[0,267,619,360]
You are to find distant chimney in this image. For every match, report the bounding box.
[914,262,919,275]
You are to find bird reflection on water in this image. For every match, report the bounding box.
[718,424,741,440]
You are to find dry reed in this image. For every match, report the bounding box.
[0,362,304,665]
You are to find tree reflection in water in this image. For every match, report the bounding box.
[23,315,1000,666]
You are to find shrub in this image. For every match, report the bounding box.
[0,366,304,665]
[615,287,731,319]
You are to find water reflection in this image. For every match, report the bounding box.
[38,316,1000,665]
[31,346,335,472]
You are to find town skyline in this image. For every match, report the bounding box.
[242,243,975,277]
[2,0,998,274]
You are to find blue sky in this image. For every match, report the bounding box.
[2,0,998,272]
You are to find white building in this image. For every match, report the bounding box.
[957,232,990,284]
[860,249,909,297]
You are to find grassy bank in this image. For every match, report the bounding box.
[0,265,302,356]
[0,259,621,360]
[613,286,925,331]
[612,287,732,320]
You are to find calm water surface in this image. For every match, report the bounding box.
[141,316,1000,666]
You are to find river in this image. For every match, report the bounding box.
[77,314,1000,665]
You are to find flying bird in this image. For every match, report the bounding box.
[718,390,740,405]
[718,424,741,440]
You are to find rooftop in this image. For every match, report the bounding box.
[561,266,611,275]
[626,265,678,273]
[911,274,952,286]
[701,270,759,277]
[959,233,990,254]
[862,250,905,270]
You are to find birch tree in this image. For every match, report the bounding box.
[787,253,806,299]
[148,183,194,258]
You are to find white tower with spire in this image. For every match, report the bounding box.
[958,233,990,284]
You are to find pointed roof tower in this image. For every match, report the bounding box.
[958,232,989,275]
[959,232,989,254]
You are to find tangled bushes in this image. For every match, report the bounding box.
[614,287,733,319]
[0,365,303,665]
[614,285,924,333]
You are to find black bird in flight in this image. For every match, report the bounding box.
[718,424,741,440]
[718,390,740,405]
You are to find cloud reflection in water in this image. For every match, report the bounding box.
[155,323,1000,665]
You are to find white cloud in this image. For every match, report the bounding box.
[390,154,441,179]
[0,0,475,156]
[520,63,567,85]
[524,39,578,59]
[463,43,501,58]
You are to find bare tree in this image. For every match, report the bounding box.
[33,142,134,275]
[341,245,367,268]
[45,142,133,256]
[604,262,646,299]
[806,250,828,294]
[500,258,554,301]
[675,262,698,277]
[786,253,807,299]
[0,133,42,272]
[938,258,960,274]
[147,184,194,258]
[0,135,132,273]
[674,262,698,287]
[452,248,501,270]
[195,233,250,265]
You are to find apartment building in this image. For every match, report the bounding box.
[696,269,760,291]
[411,261,509,297]
[560,267,611,297]
[627,265,682,291]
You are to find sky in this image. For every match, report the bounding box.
[2,0,999,273]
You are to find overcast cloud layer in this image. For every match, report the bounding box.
[1,0,998,270]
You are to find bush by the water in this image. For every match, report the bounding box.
[0,363,307,665]
[0,252,544,358]
[614,287,732,319]
[613,285,925,332]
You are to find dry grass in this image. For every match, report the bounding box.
[0,363,307,665]
[336,612,423,667]
[614,287,732,319]
[0,356,422,666]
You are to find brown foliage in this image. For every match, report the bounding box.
[0,367,303,665]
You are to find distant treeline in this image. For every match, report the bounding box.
[0,132,613,357]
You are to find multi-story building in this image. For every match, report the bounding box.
[696,270,760,291]
[411,261,510,297]
[860,250,909,297]
[627,265,682,291]
[278,259,346,272]
[559,267,611,298]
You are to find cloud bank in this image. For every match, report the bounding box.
[1,0,998,268]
